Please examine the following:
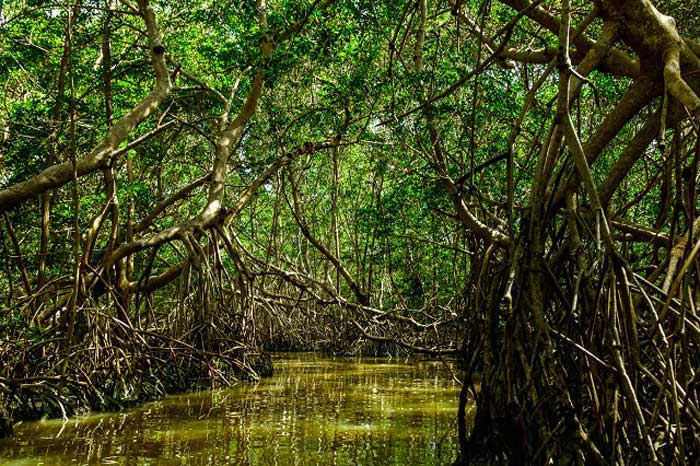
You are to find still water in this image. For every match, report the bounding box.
[0,353,460,465]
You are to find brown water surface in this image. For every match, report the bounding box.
[0,353,460,465]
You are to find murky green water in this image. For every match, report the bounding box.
[0,353,460,465]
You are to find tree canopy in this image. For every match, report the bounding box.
[2,0,700,463]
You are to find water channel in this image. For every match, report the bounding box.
[0,353,461,465]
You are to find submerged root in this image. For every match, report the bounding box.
[454,241,700,465]
[0,280,269,434]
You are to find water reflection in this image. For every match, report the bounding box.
[0,353,460,465]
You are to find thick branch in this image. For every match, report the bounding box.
[501,0,639,76]
[0,0,171,212]
[103,141,334,272]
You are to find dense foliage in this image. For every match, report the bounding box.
[2,0,700,463]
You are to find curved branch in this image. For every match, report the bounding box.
[0,0,172,212]
[501,0,639,76]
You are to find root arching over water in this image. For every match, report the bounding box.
[0,246,272,436]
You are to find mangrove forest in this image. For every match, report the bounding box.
[1,0,700,463]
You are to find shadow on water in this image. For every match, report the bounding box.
[0,353,461,465]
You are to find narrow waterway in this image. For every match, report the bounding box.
[0,353,460,465]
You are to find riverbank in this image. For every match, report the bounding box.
[0,329,272,441]
[0,353,460,465]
